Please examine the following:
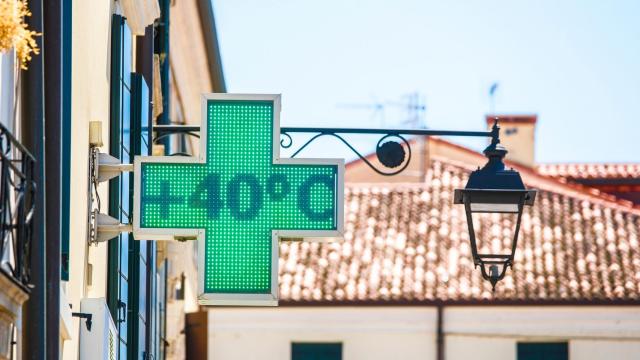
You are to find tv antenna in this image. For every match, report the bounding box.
[489,82,499,114]
[337,92,426,129]
[336,95,386,126]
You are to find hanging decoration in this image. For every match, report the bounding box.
[0,0,40,70]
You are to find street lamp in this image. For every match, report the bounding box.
[454,125,536,290]
[281,120,537,290]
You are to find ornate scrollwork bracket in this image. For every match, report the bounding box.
[279,123,499,176]
[149,122,501,177]
[280,130,412,176]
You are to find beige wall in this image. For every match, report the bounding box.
[492,122,535,167]
[62,1,115,359]
[63,1,218,359]
[170,0,213,127]
[208,306,640,360]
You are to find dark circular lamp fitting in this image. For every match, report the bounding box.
[376,140,405,168]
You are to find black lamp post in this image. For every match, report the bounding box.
[454,122,536,290]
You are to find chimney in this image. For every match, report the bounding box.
[486,115,537,167]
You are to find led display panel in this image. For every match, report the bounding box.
[133,94,344,306]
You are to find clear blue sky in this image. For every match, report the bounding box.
[212,0,640,163]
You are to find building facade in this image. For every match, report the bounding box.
[0,0,225,358]
[209,307,640,360]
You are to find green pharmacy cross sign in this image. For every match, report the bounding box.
[133,94,344,306]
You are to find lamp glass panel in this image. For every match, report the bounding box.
[469,211,517,257]
[470,203,519,213]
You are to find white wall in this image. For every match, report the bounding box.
[444,306,640,360]
[209,307,435,360]
[447,336,514,360]
[209,306,640,360]
[570,340,640,359]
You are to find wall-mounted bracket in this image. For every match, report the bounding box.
[146,124,500,177]
[89,210,133,244]
[71,312,93,331]
[87,148,135,244]
[96,152,134,183]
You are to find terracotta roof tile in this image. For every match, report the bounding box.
[538,163,640,180]
[279,160,640,304]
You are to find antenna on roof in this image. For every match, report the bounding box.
[337,92,427,129]
[489,82,499,114]
[337,95,386,126]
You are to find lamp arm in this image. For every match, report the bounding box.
[280,127,494,138]
[280,126,497,176]
[149,123,500,177]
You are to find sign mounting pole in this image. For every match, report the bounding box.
[133,94,344,306]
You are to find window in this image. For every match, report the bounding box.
[108,14,159,359]
[0,51,17,130]
[292,343,342,360]
[107,14,134,357]
[517,342,568,360]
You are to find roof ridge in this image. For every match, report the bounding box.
[438,156,640,214]
[345,136,640,213]
[426,138,640,213]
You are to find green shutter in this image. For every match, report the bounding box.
[60,0,72,281]
[292,343,342,360]
[517,342,568,360]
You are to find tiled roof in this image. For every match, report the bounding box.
[279,160,640,304]
[538,163,640,180]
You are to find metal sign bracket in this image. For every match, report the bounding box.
[87,147,135,244]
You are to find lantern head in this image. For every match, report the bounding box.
[454,138,536,291]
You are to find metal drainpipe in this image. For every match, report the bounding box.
[43,0,63,357]
[436,305,445,360]
[21,0,47,357]
[156,0,171,153]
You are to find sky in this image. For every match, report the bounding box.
[212,0,640,163]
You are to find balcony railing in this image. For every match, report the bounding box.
[0,122,35,290]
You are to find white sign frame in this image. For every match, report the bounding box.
[133,93,344,306]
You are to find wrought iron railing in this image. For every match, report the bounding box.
[0,122,35,290]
